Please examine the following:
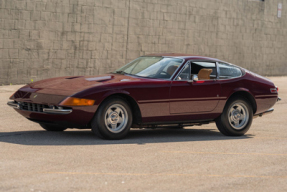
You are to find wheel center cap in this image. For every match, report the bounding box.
[110,112,119,123]
[233,111,241,120]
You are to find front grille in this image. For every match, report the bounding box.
[20,102,49,113]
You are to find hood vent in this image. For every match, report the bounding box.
[86,76,113,82]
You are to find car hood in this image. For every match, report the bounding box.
[26,74,143,95]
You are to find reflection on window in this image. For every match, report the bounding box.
[218,63,242,79]
[114,57,183,79]
[177,64,190,80]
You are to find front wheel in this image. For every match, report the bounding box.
[216,97,253,136]
[91,97,132,140]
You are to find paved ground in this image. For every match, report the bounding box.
[0,77,286,192]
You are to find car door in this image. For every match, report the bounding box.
[169,61,221,114]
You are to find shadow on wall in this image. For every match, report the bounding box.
[0,128,253,146]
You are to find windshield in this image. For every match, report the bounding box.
[113,57,183,79]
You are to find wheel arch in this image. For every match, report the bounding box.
[95,93,142,125]
[226,90,257,114]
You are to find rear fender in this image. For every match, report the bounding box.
[226,88,257,114]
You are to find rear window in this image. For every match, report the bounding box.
[218,63,242,79]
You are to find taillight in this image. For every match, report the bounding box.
[270,87,278,93]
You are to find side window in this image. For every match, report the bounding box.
[176,63,190,81]
[191,62,216,80]
[218,63,242,79]
[162,60,182,77]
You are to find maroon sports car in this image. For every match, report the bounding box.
[8,53,280,139]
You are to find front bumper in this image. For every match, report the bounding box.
[7,100,97,128]
[7,101,20,109]
[7,101,72,115]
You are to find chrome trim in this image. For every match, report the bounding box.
[43,107,72,115]
[7,101,20,109]
[255,95,278,98]
[173,60,191,81]
[8,101,72,114]
[253,108,274,118]
[216,62,220,79]
[174,60,220,81]
[170,58,186,80]
[277,97,281,102]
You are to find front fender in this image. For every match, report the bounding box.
[97,89,132,105]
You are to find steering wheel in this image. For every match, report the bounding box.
[160,71,169,76]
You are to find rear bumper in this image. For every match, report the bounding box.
[253,108,274,118]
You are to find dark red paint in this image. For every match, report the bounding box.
[10,54,279,128]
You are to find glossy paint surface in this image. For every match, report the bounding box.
[170,80,221,114]
[10,55,279,128]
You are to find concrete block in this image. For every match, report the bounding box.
[8,49,18,58]
[3,39,13,48]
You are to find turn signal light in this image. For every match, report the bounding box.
[270,87,278,94]
[59,97,95,106]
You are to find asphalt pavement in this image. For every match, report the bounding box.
[0,77,286,192]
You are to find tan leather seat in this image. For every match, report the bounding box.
[167,65,178,76]
[198,69,213,80]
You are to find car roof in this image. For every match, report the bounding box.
[144,53,222,62]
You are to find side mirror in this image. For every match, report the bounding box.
[187,75,198,83]
[192,75,198,81]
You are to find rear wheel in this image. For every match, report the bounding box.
[91,97,132,140]
[40,123,67,132]
[216,97,253,136]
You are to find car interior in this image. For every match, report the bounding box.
[167,65,179,76]
[176,62,217,81]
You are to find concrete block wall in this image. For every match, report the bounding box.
[0,0,286,85]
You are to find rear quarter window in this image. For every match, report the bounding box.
[218,63,242,79]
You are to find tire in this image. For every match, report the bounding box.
[40,123,67,132]
[91,97,132,140]
[216,97,253,136]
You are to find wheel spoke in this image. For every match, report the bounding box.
[230,107,236,113]
[236,105,243,113]
[239,115,245,121]
[107,108,113,115]
[234,121,240,127]
[115,107,122,114]
[111,124,117,129]
[117,116,123,124]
